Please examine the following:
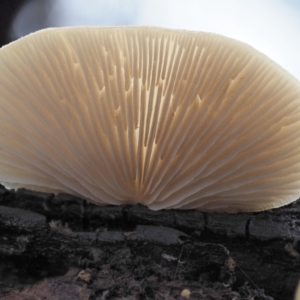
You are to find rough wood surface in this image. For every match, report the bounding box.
[0,185,299,299]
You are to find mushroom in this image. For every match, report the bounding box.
[0,26,300,212]
[295,282,300,300]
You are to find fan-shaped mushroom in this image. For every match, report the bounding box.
[0,27,300,212]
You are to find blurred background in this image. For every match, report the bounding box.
[0,0,300,80]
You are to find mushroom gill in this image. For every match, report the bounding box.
[0,26,300,212]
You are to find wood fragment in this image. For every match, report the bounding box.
[0,186,299,299]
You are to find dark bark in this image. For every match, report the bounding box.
[0,186,299,299]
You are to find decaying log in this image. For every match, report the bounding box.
[0,185,299,299]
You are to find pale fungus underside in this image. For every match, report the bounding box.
[0,27,300,212]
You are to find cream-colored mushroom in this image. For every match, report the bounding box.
[295,282,300,300]
[0,26,300,212]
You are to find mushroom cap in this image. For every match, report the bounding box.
[0,26,300,212]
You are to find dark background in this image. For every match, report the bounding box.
[0,0,137,48]
[0,0,66,47]
[0,0,27,47]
